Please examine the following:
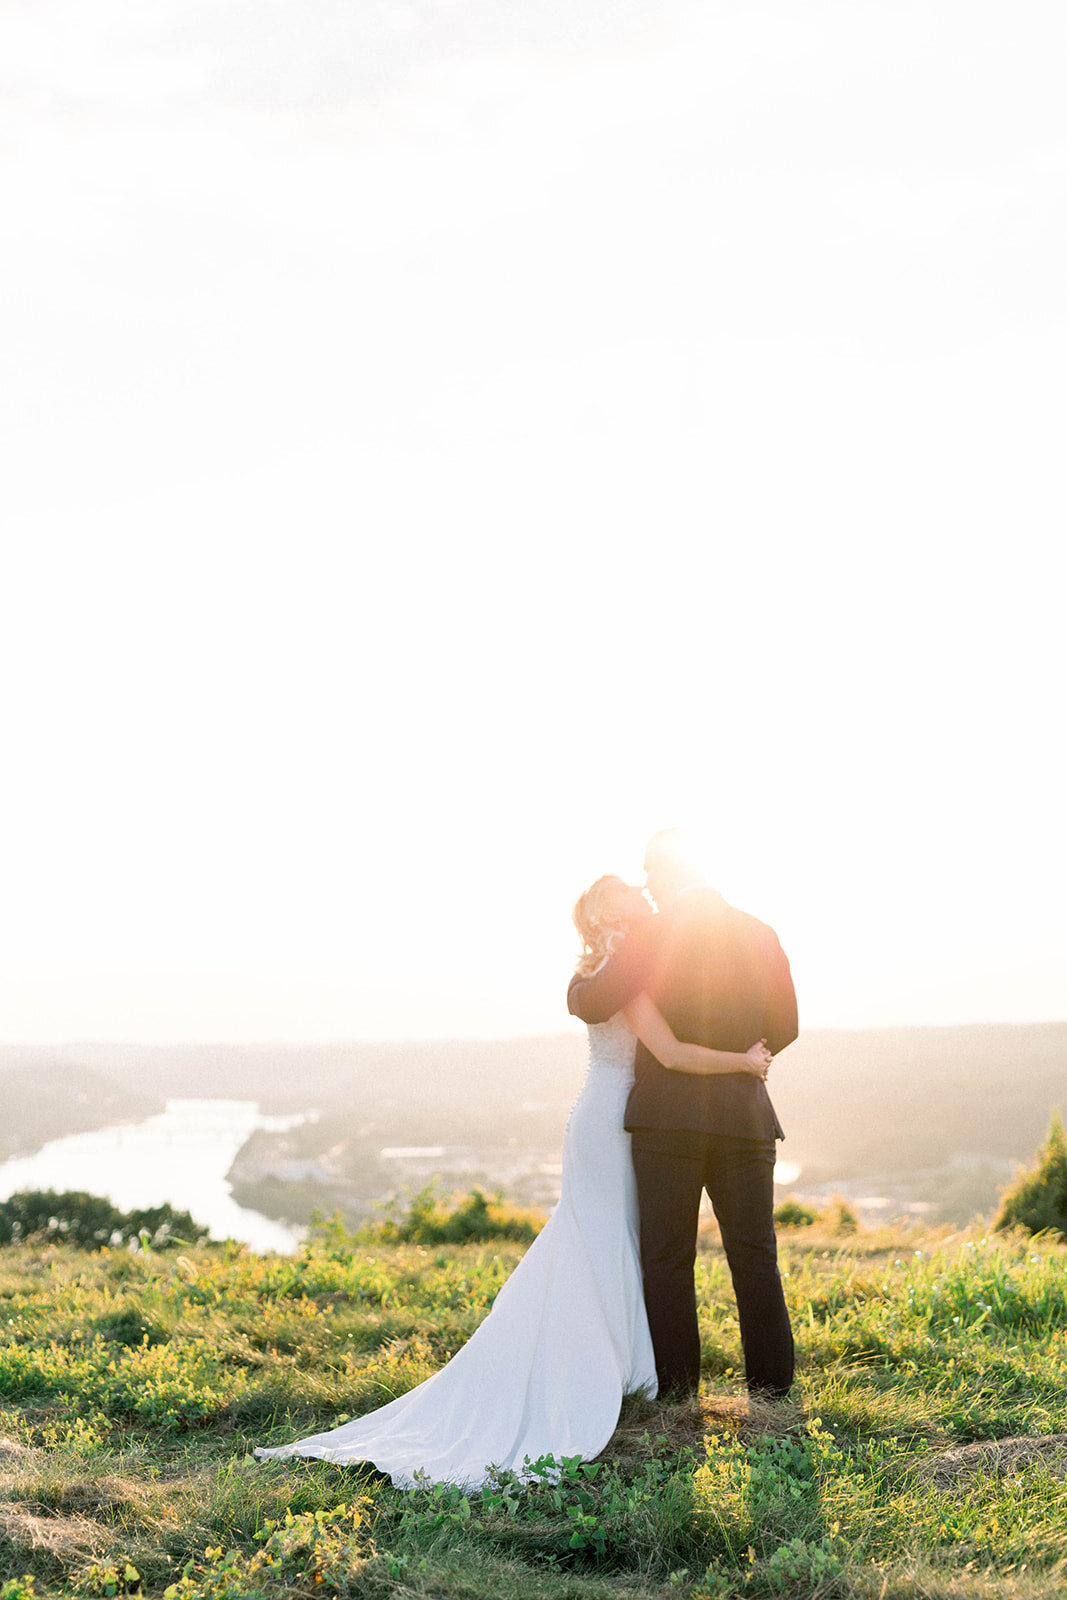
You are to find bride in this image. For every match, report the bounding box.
[255,875,771,1489]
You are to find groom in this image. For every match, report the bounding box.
[567,829,798,1400]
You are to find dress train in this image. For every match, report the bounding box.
[255,1013,656,1489]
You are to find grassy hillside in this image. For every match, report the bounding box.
[0,1221,1064,1597]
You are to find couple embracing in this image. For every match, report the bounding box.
[257,829,798,1488]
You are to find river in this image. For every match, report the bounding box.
[0,1099,308,1253]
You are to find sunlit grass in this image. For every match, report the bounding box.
[0,1222,1063,1596]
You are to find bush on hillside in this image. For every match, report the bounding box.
[821,1195,860,1234]
[0,1189,208,1250]
[362,1184,545,1246]
[994,1108,1067,1240]
[773,1196,859,1232]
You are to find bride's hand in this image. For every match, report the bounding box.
[744,1040,772,1079]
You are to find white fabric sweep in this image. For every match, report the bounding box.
[255,1014,657,1489]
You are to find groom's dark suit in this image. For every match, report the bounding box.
[567,888,798,1398]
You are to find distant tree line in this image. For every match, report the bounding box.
[0,1189,208,1249]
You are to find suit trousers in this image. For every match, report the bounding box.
[630,1127,794,1399]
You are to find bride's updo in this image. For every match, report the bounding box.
[573,875,638,977]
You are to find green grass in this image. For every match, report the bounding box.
[0,1222,1064,1597]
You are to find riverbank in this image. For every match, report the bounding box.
[0,1099,310,1253]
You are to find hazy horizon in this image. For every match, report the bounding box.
[3,1016,1067,1051]
[4,1022,1064,1233]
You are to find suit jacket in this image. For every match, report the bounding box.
[566,888,797,1141]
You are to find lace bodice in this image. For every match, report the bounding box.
[586,1012,638,1075]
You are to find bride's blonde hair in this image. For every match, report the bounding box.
[572,874,632,977]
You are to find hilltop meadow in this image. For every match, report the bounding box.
[0,1207,1065,1599]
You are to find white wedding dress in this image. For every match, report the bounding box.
[255,1013,657,1489]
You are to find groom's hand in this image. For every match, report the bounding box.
[744,1040,772,1080]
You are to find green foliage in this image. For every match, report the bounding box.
[361,1184,545,1246]
[758,1536,843,1594]
[158,1503,373,1598]
[77,1563,143,1597]
[994,1108,1067,1240]
[773,1199,819,1228]
[389,1447,692,1570]
[0,1321,244,1430]
[0,1190,207,1250]
[773,1197,860,1234]
[691,1419,840,1568]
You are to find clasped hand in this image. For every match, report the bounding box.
[744,1039,773,1080]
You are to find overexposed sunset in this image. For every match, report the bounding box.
[3,1,1064,1047]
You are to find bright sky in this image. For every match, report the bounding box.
[2,0,1064,1043]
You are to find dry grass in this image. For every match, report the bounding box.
[921,1433,1067,1487]
[599,1388,803,1472]
[0,1435,38,1462]
[0,1500,113,1561]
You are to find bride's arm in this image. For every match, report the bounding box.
[623,993,771,1078]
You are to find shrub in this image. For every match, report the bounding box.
[773,1198,819,1228]
[364,1185,545,1246]
[994,1108,1067,1240]
[821,1196,859,1235]
[0,1190,208,1250]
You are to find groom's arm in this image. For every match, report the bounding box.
[567,922,655,1024]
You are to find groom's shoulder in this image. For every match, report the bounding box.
[672,890,784,951]
[731,903,787,954]
[669,886,733,933]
